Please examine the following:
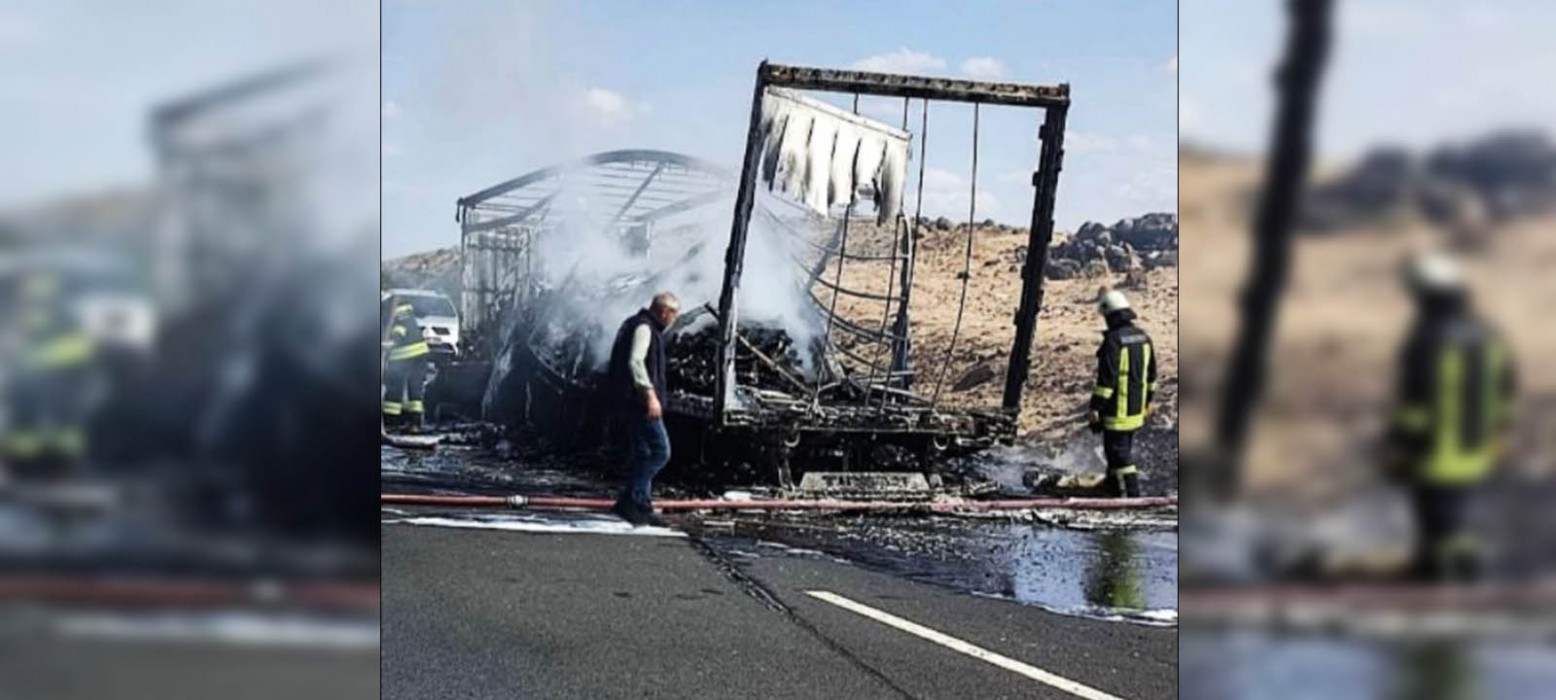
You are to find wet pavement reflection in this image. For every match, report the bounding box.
[1181,631,1556,700]
[383,442,1179,625]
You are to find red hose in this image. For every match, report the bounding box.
[380,493,1176,512]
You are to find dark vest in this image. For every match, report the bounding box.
[607,309,667,414]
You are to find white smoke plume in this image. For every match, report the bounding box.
[520,184,830,378]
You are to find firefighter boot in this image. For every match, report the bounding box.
[1121,472,1141,498]
[1109,466,1141,498]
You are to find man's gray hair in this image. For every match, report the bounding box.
[650,291,680,312]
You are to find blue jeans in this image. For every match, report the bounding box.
[621,416,671,507]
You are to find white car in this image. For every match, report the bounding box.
[0,251,157,355]
[383,288,461,357]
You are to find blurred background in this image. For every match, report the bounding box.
[1180,0,1556,697]
[0,2,379,698]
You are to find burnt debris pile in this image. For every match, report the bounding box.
[667,319,812,398]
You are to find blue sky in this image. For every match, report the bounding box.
[0,1,377,213]
[8,2,1550,259]
[382,0,1178,257]
[1182,0,1556,158]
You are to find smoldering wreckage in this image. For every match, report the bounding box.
[387,63,1176,517]
[0,63,380,615]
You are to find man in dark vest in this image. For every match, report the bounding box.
[606,292,680,526]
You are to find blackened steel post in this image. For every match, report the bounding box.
[890,101,927,384]
[1001,103,1069,413]
[713,63,771,424]
[888,218,915,383]
[1212,0,1333,498]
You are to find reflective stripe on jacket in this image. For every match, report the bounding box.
[19,306,94,370]
[387,304,431,361]
[1092,321,1156,432]
[1391,314,1515,485]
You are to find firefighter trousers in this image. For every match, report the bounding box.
[1102,429,1142,498]
[382,357,429,428]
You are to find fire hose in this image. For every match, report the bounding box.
[381,493,1175,512]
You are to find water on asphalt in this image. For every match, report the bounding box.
[381,441,1179,625]
[1181,630,1556,699]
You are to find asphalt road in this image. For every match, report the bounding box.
[0,613,379,700]
[382,519,1177,699]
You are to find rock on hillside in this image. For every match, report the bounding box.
[1046,213,1178,280]
[1302,130,1556,234]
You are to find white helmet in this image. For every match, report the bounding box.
[1403,251,1463,294]
[1098,288,1131,316]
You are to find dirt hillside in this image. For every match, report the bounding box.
[1179,151,1556,500]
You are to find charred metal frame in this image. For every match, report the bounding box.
[455,150,730,355]
[149,60,330,318]
[713,62,1070,423]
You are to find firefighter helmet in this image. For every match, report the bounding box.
[1098,288,1131,316]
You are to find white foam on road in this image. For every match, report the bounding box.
[1135,608,1179,624]
[807,590,1130,700]
[55,612,380,650]
[385,514,684,538]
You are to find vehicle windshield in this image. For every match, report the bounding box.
[401,295,456,318]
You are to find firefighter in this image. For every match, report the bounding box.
[1384,252,1514,582]
[2,272,96,478]
[1089,288,1157,498]
[382,297,432,433]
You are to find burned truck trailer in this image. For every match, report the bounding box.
[461,63,1070,486]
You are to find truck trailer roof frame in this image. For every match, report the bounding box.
[454,149,733,353]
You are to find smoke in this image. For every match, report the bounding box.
[973,434,1109,493]
[674,194,829,377]
[519,184,829,377]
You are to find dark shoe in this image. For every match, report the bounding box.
[639,508,668,528]
[1424,546,1483,584]
[1446,553,1482,584]
[629,495,669,527]
[611,499,647,526]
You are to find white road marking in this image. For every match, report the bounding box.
[805,590,1128,700]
